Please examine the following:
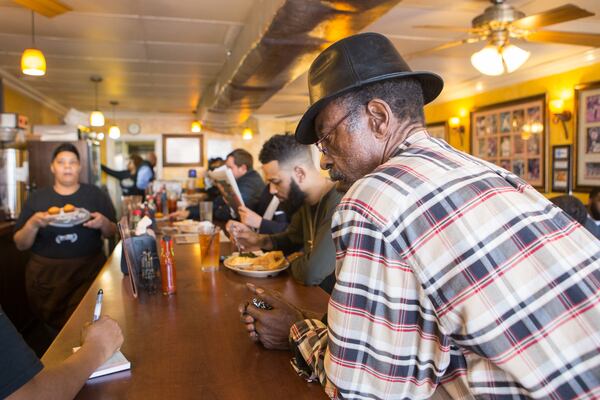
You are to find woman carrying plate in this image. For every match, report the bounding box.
[13,143,116,340]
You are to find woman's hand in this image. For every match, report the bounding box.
[83,212,108,230]
[28,212,51,229]
[83,212,117,238]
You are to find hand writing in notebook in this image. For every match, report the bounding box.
[81,316,124,362]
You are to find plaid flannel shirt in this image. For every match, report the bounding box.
[290,130,600,399]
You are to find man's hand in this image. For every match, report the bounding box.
[238,206,262,229]
[28,212,51,229]
[227,220,263,251]
[238,283,304,350]
[83,212,108,230]
[169,209,190,220]
[81,316,124,361]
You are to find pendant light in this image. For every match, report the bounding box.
[191,120,202,133]
[242,127,253,140]
[89,76,105,127]
[108,100,121,139]
[21,11,46,76]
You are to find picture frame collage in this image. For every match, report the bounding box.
[470,94,546,190]
[552,145,571,193]
[575,81,600,191]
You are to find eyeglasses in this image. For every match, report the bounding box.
[315,111,352,155]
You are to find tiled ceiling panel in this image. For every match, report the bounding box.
[0,0,597,118]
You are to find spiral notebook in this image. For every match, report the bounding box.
[73,347,131,379]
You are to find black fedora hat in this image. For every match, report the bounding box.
[295,32,444,144]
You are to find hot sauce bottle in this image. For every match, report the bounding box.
[160,235,176,295]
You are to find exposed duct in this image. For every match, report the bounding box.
[197,0,403,132]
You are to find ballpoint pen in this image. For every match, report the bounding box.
[93,288,103,322]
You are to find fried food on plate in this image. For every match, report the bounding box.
[252,251,286,271]
[48,206,60,215]
[63,204,75,213]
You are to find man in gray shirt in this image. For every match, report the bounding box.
[227,134,342,287]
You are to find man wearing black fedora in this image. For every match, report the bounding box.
[240,32,600,399]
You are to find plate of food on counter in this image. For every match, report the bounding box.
[223,250,289,278]
[46,204,91,227]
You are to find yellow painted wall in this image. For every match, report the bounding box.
[424,62,600,203]
[3,86,62,125]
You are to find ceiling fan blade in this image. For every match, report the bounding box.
[412,25,482,33]
[407,37,482,59]
[526,30,600,47]
[512,4,594,31]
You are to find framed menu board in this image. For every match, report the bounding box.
[162,134,204,167]
[574,81,600,191]
[470,94,546,190]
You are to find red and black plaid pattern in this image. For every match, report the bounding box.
[291,130,600,399]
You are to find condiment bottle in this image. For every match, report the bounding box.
[159,235,176,295]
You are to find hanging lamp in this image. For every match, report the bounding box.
[191,120,202,133]
[108,100,121,139]
[21,11,46,76]
[89,76,105,127]
[242,127,253,140]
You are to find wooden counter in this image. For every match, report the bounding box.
[42,241,330,399]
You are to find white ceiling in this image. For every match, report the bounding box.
[0,0,599,120]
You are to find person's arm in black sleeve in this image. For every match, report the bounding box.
[213,195,233,221]
[101,165,131,181]
[0,308,43,398]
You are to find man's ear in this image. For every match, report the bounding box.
[366,99,392,140]
[240,165,248,175]
[293,165,307,184]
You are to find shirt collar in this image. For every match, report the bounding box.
[390,129,431,158]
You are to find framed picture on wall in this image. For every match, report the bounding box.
[574,81,600,191]
[470,94,546,191]
[551,145,571,193]
[162,134,204,167]
[426,121,447,141]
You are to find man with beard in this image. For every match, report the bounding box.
[241,33,600,399]
[227,134,341,287]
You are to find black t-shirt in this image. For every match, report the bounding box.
[15,184,116,258]
[0,306,43,398]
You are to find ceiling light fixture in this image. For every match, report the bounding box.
[471,43,530,76]
[191,120,202,133]
[21,11,46,76]
[242,127,253,140]
[108,100,120,139]
[89,76,105,127]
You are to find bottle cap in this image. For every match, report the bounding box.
[188,169,197,178]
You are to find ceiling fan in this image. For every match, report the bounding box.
[411,0,600,76]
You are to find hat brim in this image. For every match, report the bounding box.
[295,71,444,145]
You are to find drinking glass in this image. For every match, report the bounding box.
[167,191,178,214]
[198,225,220,272]
[198,201,213,222]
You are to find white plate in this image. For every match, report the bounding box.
[223,252,289,278]
[48,207,91,228]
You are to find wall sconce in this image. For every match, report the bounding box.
[549,98,572,139]
[448,116,465,145]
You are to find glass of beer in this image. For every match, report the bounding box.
[167,191,178,214]
[198,225,220,272]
